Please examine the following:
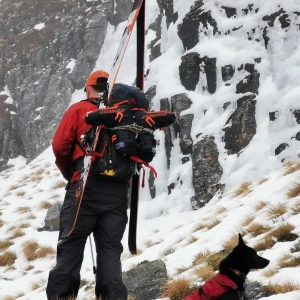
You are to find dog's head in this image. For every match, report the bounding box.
[220,234,270,275]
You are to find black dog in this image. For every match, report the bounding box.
[184,234,270,300]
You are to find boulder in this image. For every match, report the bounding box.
[41,202,62,232]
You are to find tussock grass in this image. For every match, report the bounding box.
[19,222,30,228]
[287,183,300,199]
[0,240,13,252]
[291,200,300,215]
[143,239,160,248]
[264,282,300,294]
[193,250,231,271]
[267,204,287,219]
[176,265,192,274]
[270,223,297,242]
[216,206,227,214]
[264,267,278,278]
[223,235,238,251]
[241,216,255,227]
[255,201,268,211]
[52,180,66,189]
[206,218,221,230]
[25,264,34,271]
[9,229,25,240]
[187,236,198,244]
[31,281,43,290]
[258,178,268,185]
[283,161,300,175]
[128,295,136,300]
[234,182,252,197]
[163,247,175,257]
[39,201,52,210]
[162,279,195,300]
[0,251,17,266]
[23,241,55,261]
[278,254,300,268]
[2,296,15,300]
[254,235,276,251]
[194,265,215,281]
[8,184,19,191]
[246,223,271,236]
[16,206,30,213]
[0,218,4,228]
[16,190,26,196]
[193,222,207,232]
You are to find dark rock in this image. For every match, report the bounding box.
[42,202,62,231]
[109,0,133,26]
[263,27,270,48]
[200,56,217,94]
[224,95,257,154]
[263,8,291,28]
[244,281,270,300]
[222,65,235,82]
[269,111,278,121]
[179,52,201,91]
[160,98,173,168]
[123,260,168,300]
[296,132,300,141]
[292,109,300,124]
[223,102,231,110]
[178,1,218,51]
[168,182,175,194]
[145,85,157,108]
[148,172,156,199]
[191,136,224,209]
[181,156,190,164]
[236,64,260,94]
[171,94,194,155]
[221,6,237,18]
[254,57,262,63]
[157,0,177,27]
[148,14,162,62]
[275,143,289,155]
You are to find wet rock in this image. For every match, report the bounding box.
[157,0,177,27]
[275,143,289,155]
[269,111,278,121]
[171,94,193,155]
[148,172,156,199]
[191,136,224,209]
[236,64,260,94]
[222,65,235,82]
[123,260,168,300]
[223,102,231,110]
[148,14,162,62]
[179,52,201,91]
[262,8,291,29]
[224,95,257,154]
[145,85,157,108]
[296,132,300,141]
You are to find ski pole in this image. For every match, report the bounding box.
[89,235,97,278]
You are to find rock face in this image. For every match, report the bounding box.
[224,95,257,154]
[0,0,132,163]
[244,281,270,300]
[171,94,193,155]
[191,136,224,209]
[41,202,62,232]
[122,260,168,300]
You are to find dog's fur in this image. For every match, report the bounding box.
[217,234,270,300]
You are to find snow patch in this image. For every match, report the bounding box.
[34,23,45,30]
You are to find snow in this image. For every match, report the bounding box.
[0,85,14,104]
[34,23,45,30]
[66,59,76,73]
[1,0,300,299]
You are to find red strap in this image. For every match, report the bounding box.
[130,155,158,178]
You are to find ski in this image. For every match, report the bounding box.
[63,0,145,239]
[128,0,145,255]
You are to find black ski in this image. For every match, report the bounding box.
[128,0,145,255]
[63,0,146,239]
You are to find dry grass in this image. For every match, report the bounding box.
[16,190,26,196]
[246,223,271,236]
[30,169,44,182]
[291,201,300,215]
[52,180,66,189]
[194,265,215,281]
[270,223,297,242]
[267,204,287,219]
[241,216,255,227]
[258,178,268,185]
[2,297,15,300]
[264,267,278,278]
[264,282,300,294]
[255,201,268,211]
[278,254,300,269]
[39,201,52,210]
[192,249,231,271]
[19,222,30,228]
[206,218,221,230]
[0,219,4,228]
[9,229,25,240]
[16,206,30,213]
[162,279,195,300]
[25,264,34,271]
[128,295,136,300]
[8,184,19,191]
[23,241,55,261]
[175,265,192,274]
[187,236,198,245]
[223,235,238,251]
[0,251,17,266]
[0,240,13,252]
[254,235,276,251]
[234,182,252,197]
[287,183,300,199]
[283,161,300,175]
[216,206,227,214]
[193,222,207,232]
[31,281,43,290]
[163,247,175,257]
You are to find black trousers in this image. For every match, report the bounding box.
[46,177,128,300]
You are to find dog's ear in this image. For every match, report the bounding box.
[238,233,246,246]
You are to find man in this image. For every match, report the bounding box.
[46,70,130,300]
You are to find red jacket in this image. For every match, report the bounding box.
[183,273,239,300]
[52,100,98,181]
